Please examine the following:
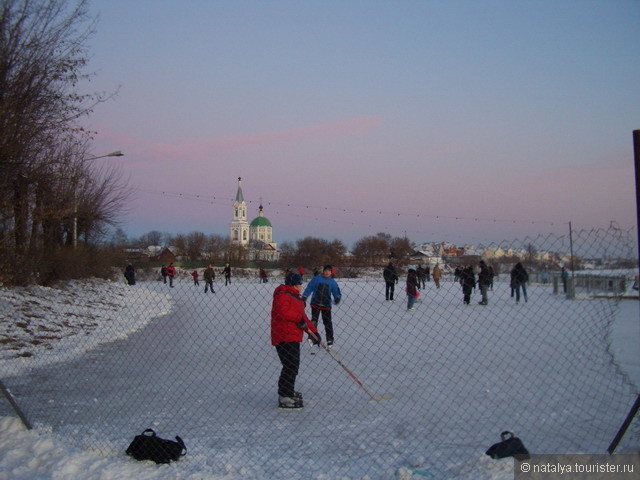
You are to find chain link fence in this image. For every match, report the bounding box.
[1,225,638,479]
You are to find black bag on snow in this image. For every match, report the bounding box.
[485,431,530,459]
[126,428,187,464]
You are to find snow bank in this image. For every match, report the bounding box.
[0,279,173,377]
[0,416,220,480]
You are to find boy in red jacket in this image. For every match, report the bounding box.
[271,272,319,409]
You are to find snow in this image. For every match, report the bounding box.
[0,274,638,480]
[0,279,172,376]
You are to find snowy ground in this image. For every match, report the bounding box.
[0,274,638,480]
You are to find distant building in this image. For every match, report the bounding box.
[230,177,250,246]
[250,203,274,245]
[150,248,177,263]
[229,177,279,262]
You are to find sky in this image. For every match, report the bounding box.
[82,0,640,248]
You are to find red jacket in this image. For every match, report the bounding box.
[271,285,317,346]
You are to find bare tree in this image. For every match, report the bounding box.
[108,228,128,248]
[203,234,226,262]
[390,236,413,262]
[277,240,296,266]
[75,162,131,243]
[131,230,166,248]
[172,233,187,258]
[281,236,346,270]
[146,231,166,246]
[183,231,206,263]
[0,0,119,284]
[352,233,391,266]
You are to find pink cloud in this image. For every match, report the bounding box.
[144,115,383,158]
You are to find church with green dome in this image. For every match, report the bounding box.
[230,177,279,261]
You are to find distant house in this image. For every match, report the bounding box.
[409,249,441,266]
[150,248,176,263]
[409,250,429,262]
[124,248,148,263]
[483,247,506,259]
[443,244,464,257]
[146,245,163,256]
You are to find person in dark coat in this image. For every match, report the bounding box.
[477,260,491,305]
[271,273,319,409]
[203,265,216,293]
[454,266,462,284]
[161,265,167,284]
[124,265,136,285]
[406,266,419,311]
[510,262,529,303]
[461,265,475,305]
[383,262,399,301]
[416,265,426,289]
[223,264,232,285]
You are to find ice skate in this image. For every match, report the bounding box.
[278,395,303,410]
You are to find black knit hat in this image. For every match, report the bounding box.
[285,273,302,286]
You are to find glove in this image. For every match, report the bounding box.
[309,331,321,345]
[334,297,341,305]
[296,320,307,330]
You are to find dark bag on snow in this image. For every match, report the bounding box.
[126,429,187,464]
[485,431,530,459]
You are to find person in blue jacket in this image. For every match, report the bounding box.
[302,265,342,348]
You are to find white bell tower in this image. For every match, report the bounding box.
[230,177,250,246]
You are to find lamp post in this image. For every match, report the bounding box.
[72,151,124,248]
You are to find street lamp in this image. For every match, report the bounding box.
[82,151,124,162]
[72,151,124,248]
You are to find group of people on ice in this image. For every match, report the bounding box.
[157,263,233,291]
[383,259,530,310]
[383,261,445,310]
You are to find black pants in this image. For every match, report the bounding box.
[275,342,300,397]
[311,306,333,344]
[204,280,215,293]
[462,285,473,304]
[385,281,395,301]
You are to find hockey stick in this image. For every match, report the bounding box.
[307,331,393,401]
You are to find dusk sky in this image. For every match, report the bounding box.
[84,0,639,248]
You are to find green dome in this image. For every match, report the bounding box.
[250,216,272,227]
